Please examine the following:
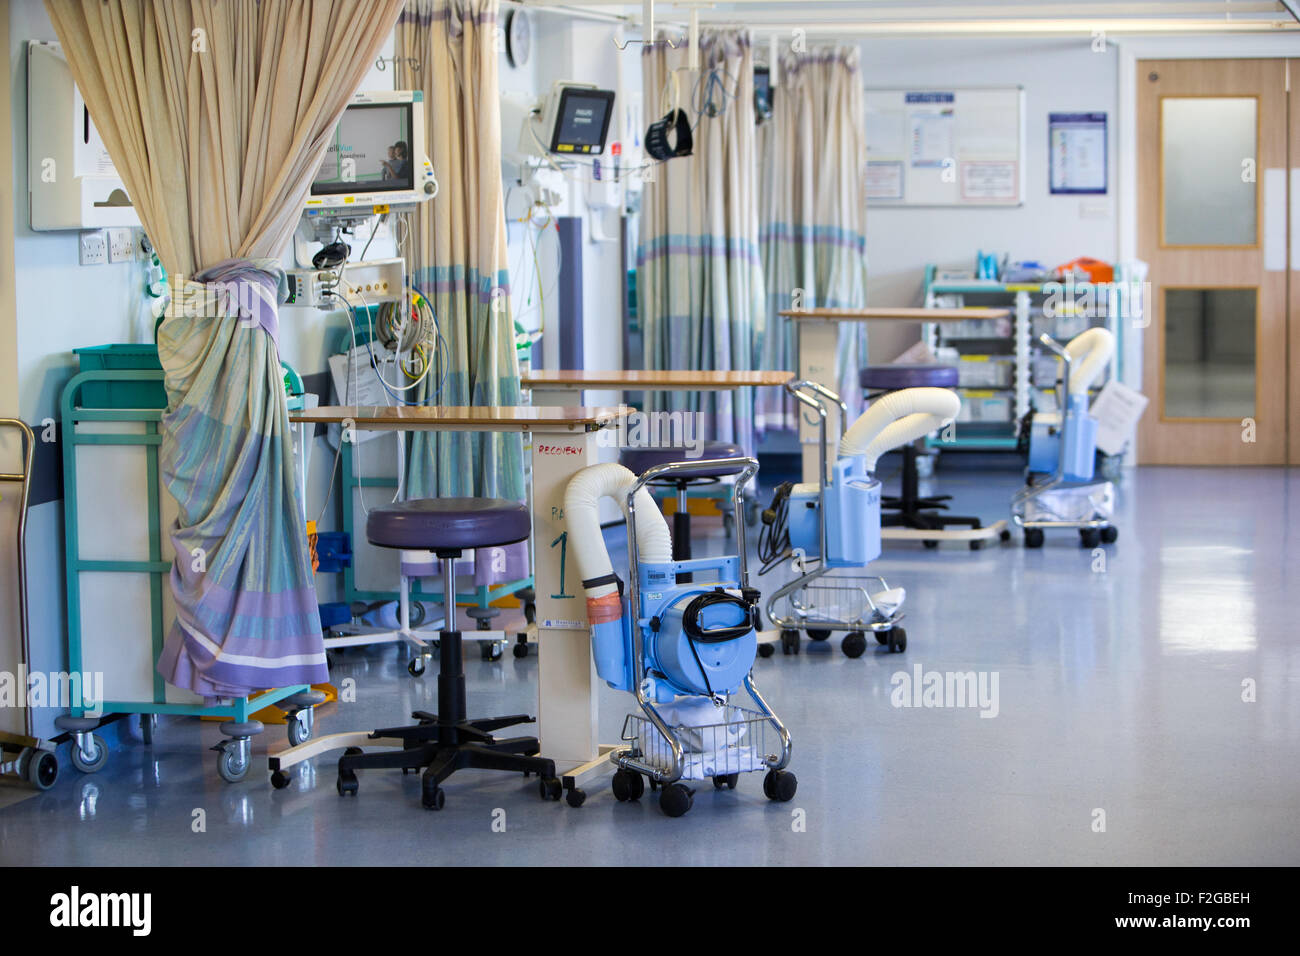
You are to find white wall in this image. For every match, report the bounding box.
[856,35,1121,363]
[4,0,158,738]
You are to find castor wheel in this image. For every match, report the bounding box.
[970,539,983,551]
[887,626,907,653]
[407,656,426,677]
[337,767,359,796]
[422,777,446,811]
[923,539,939,549]
[1000,528,1012,542]
[513,640,529,659]
[763,768,798,802]
[480,641,504,662]
[659,783,694,817]
[712,772,739,790]
[270,769,292,790]
[25,750,59,790]
[806,628,831,642]
[757,642,775,658]
[841,631,867,658]
[286,713,311,747]
[566,787,587,808]
[1024,528,1045,548]
[1079,527,1102,548]
[539,776,563,801]
[1100,525,1118,544]
[70,733,108,774]
[612,769,645,802]
[216,744,249,783]
[780,628,800,655]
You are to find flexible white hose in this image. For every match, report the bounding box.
[838,387,962,471]
[564,463,672,608]
[1063,327,1114,395]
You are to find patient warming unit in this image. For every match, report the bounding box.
[564,457,795,818]
[1014,328,1119,548]
[761,380,961,657]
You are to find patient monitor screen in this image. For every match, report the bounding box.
[551,89,614,154]
[312,103,414,195]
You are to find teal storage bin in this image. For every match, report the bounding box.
[73,345,167,409]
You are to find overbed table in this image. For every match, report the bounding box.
[275,403,631,785]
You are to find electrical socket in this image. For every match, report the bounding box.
[79,229,107,266]
[107,227,134,263]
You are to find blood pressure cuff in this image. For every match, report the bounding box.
[645,109,693,160]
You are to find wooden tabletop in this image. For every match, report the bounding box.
[780,307,1010,321]
[522,369,795,390]
[290,404,630,433]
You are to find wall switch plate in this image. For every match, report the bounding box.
[79,229,108,265]
[107,227,134,263]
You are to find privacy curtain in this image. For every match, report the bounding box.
[756,46,870,432]
[639,29,765,456]
[46,0,404,697]
[396,0,524,502]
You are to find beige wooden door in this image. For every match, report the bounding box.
[1290,60,1300,466]
[1137,58,1289,465]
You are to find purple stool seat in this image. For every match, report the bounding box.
[366,497,530,554]
[859,364,958,391]
[620,442,747,479]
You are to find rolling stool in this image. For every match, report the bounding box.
[621,442,745,582]
[859,364,992,550]
[337,498,575,810]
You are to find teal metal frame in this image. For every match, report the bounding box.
[60,368,308,725]
[338,440,534,616]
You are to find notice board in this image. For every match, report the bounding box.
[865,87,1026,207]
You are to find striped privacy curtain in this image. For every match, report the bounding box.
[639,29,765,455]
[396,0,524,501]
[46,0,405,697]
[756,46,870,432]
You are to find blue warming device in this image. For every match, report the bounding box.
[591,555,758,702]
[1027,392,1099,482]
[784,455,883,568]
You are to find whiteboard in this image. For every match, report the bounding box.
[865,87,1026,207]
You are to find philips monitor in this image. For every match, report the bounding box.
[306,90,436,212]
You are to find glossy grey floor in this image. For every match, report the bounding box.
[2,464,1297,866]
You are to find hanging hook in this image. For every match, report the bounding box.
[375,55,421,72]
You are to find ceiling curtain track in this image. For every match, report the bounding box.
[638,27,765,456]
[396,0,525,504]
[756,45,870,433]
[44,0,405,698]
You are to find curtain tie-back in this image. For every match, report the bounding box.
[167,258,287,345]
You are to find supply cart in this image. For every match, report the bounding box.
[59,352,317,783]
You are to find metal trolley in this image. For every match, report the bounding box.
[1012,334,1118,549]
[0,419,61,790]
[59,366,317,784]
[609,458,794,816]
[762,381,907,658]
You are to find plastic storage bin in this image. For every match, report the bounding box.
[73,345,167,409]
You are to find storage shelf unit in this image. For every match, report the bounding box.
[921,264,1127,451]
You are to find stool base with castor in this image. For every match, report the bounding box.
[331,498,582,809]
